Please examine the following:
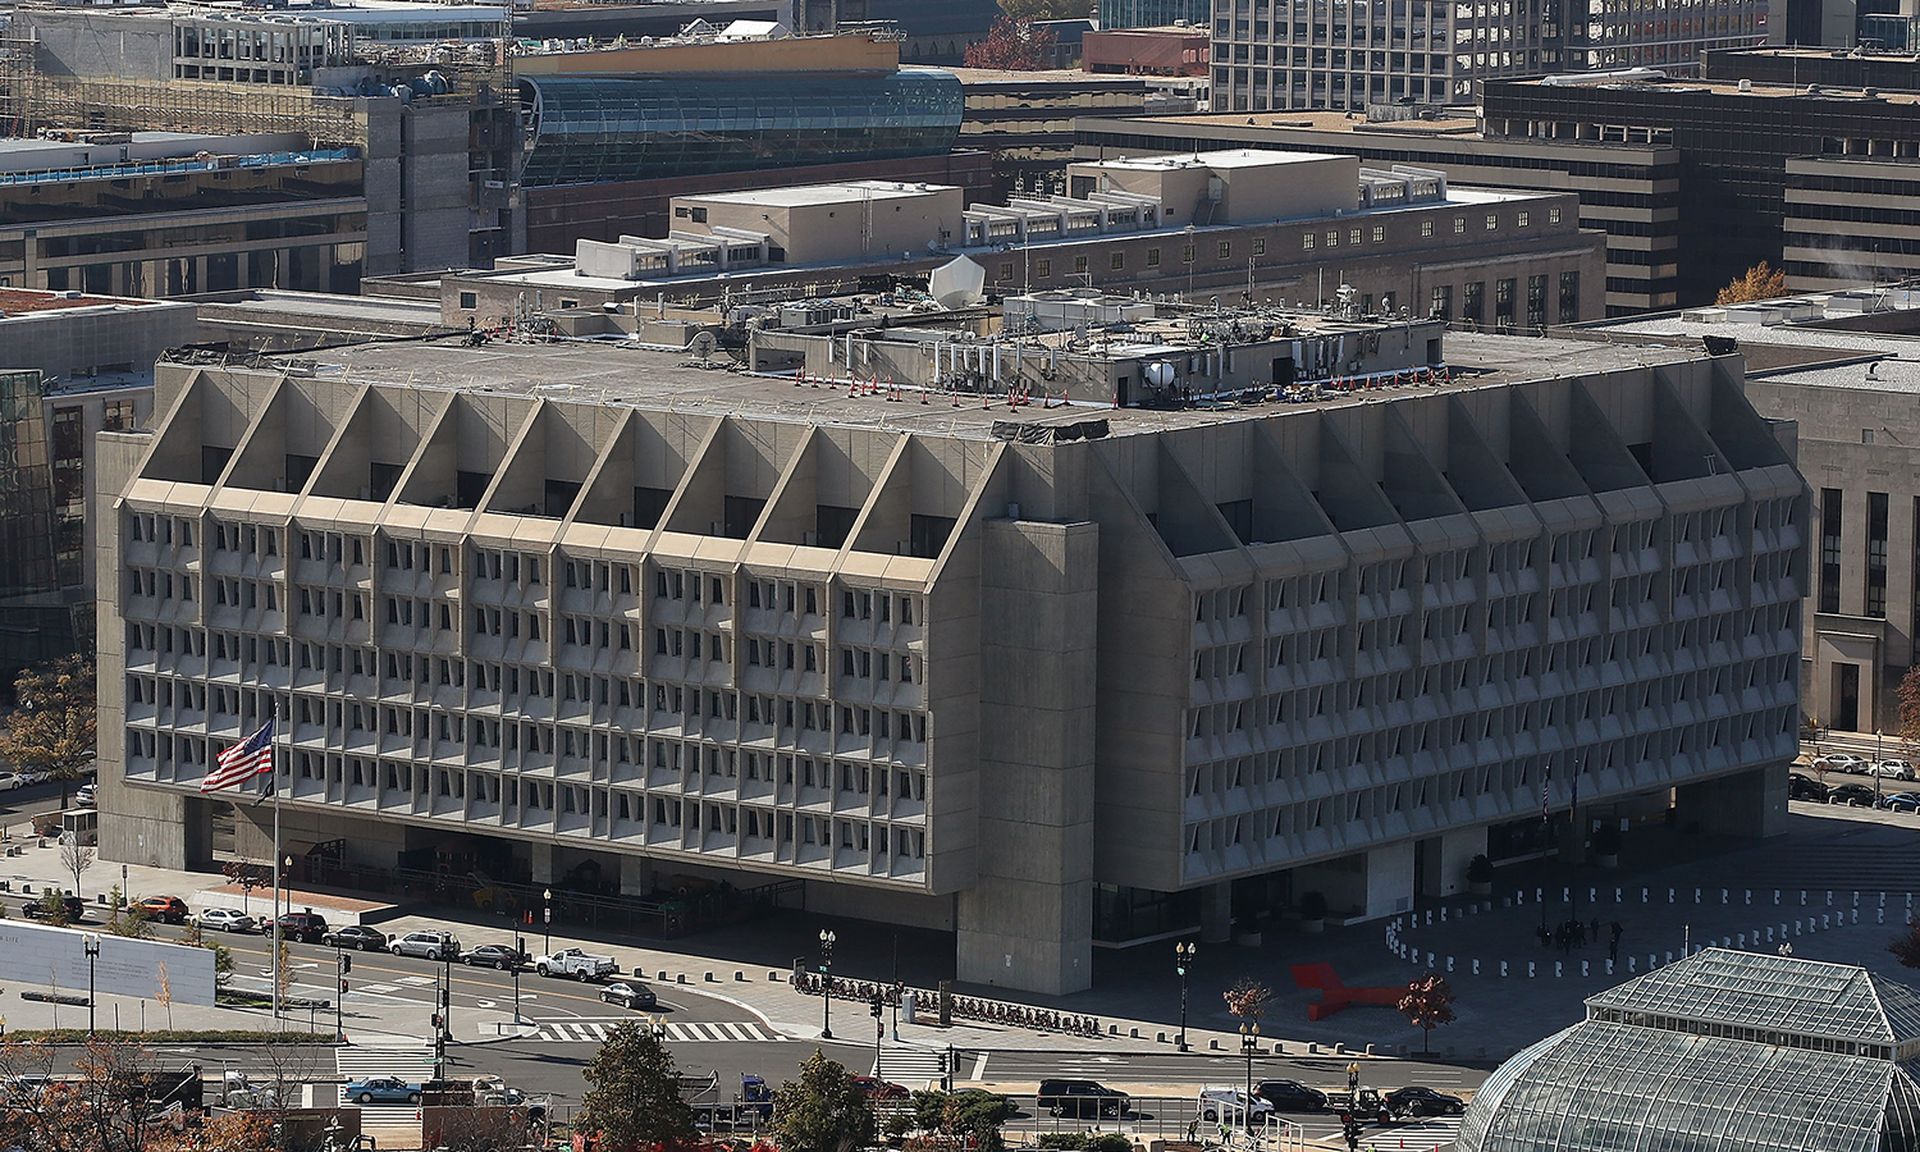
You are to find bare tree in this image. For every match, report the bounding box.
[58,834,94,900]
[155,962,174,1031]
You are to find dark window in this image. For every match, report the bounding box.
[815,504,859,550]
[1463,281,1484,326]
[1495,278,1516,329]
[1820,488,1842,614]
[632,486,671,530]
[1527,275,1547,329]
[1559,271,1581,323]
[722,495,766,539]
[908,514,956,559]
[1868,491,1888,618]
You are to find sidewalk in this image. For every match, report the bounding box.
[10,804,1905,1065]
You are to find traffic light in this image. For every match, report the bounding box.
[430,1014,443,1032]
[339,978,349,994]
[1340,1113,1363,1152]
[340,954,351,974]
[870,993,883,1019]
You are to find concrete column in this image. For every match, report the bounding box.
[1200,881,1232,944]
[956,519,1099,996]
[1674,763,1788,838]
[530,842,554,885]
[1365,841,1414,919]
[1433,825,1487,898]
[618,852,654,897]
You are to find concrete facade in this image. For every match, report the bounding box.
[670,183,969,266]
[97,331,1804,993]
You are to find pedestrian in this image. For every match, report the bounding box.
[1609,937,1620,963]
[1610,920,1624,944]
[1590,917,1600,942]
[1188,1118,1200,1144]
[1348,1062,1360,1091]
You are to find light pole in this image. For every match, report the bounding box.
[513,934,525,1024]
[1239,1020,1261,1131]
[818,929,837,1040]
[120,863,127,905]
[1175,942,1197,1052]
[543,889,552,955]
[84,935,100,1036]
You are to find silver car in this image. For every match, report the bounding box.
[197,907,257,934]
[389,930,461,960]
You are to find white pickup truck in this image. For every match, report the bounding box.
[533,947,618,980]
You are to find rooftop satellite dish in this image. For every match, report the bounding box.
[929,256,986,310]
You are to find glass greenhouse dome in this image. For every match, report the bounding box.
[1458,949,1920,1152]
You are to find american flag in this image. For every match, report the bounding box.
[1541,766,1551,823]
[202,718,274,793]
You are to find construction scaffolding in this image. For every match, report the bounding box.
[0,41,365,146]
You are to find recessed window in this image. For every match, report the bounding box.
[458,291,477,309]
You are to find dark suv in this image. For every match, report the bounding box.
[1256,1079,1329,1112]
[274,910,329,944]
[1037,1079,1130,1118]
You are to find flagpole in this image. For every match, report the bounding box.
[271,748,282,1024]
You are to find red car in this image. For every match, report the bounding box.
[133,895,190,924]
[852,1076,909,1101]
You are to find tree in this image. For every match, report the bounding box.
[772,1051,876,1152]
[221,861,266,918]
[579,1021,698,1152]
[0,656,96,808]
[154,962,174,1031]
[1223,976,1272,1022]
[58,835,94,901]
[426,1106,537,1152]
[897,1090,1015,1152]
[32,889,72,927]
[1714,261,1788,306]
[996,0,1091,20]
[148,1110,275,1152]
[1890,921,1920,968]
[963,15,1057,70]
[1398,974,1457,1055]
[104,886,152,940]
[1898,668,1920,756]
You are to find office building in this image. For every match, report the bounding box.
[1099,0,1209,30]
[1207,0,1767,113]
[0,289,176,672]
[1074,111,1680,314]
[440,151,1602,329]
[1575,288,1920,734]
[1082,27,1211,77]
[3,2,520,275]
[947,68,1148,196]
[97,302,1801,991]
[1460,949,1920,1152]
[1480,72,1920,302]
[0,131,368,297]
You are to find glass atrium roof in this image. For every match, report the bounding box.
[1457,950,1920,1152]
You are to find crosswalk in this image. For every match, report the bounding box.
[873,1046,947,1088]
[1375,1116,1463,1149]
[531,1019,780,1044]
[333,1041,434,1148]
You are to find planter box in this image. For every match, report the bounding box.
[1469,880,1493,897]
[1298,918,1325,935]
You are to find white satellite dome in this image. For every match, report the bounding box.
[928,256,986,310]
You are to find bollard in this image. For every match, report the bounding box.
[1615,888,1622,904]
[1852,908,1860,924]
[1605,959,1614,975]
[1628,957,1637,973]
[1822,914,1831,930]
[1581,960,1589,977]
[1882,892,1888,908]
[1502,896,1512,909]
[1500,961,1508,977]
[1880,909,1886,925]
[1642,887,1650,904]
[1802,891,1809,907]
[1773,889,1780,905]
[1795,920,1803,936]
[1447,957,1455,973]
[1428,953,1437,970]
[1669,888,1676,904]
[1555,961,1563,978]
[1827,890,1834,907]
[1426,910,1433,926]
[1472,959,1480,975]
[1648,954,1656,970]
[1564,887,1572,903]
[1536,887,1544,906]
[1721,889,1728,905]
[1745,889,1751,905]
[1738,934,1745,948]
[1854,891,1861,908]
[1529,962,1536,978]
[1590,887,1597,904]
[1664,951,1673,964]
[1695,888,1702,904]
[1441,908,1449,923]
[1767,927,1775,942]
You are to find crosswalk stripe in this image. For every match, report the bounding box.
[873,1046,947,1088]
[526,1019,778,1044]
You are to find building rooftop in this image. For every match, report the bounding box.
[685,181,957,208]
[251,328,1710,441]
[1574,288,1920,384]
[1586,949,1920,1045]
[1503,71,1920,105]
[1085,147,1341,171]
[945,66,1145,86]
[0,288,163,317]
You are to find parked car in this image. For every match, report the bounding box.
[1384,1086,1465,1117]
[1829,782,1880,807]
[321,925,388,952]
[344,1077,421,1106]
[0,773,25,792]
[1874,759,1918,781]
[1037,1079,1131,1118]
[1198,1088,1275,1124]
[534,947,617,980]
[390,931,461,961]
[1256,1079,1329,1112]
[1789,774,1830,802]
[131,895,189,924]
[464,943,524,971]
[852,1076,909,1102]
[599,982,658,1010]
[274,911,329,944]
[22,895,85,921]
[197,908,257,934]
[1882,792,1920,814]
[1813,753,1871,774]
[73,784,96,807]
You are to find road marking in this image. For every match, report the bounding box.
[477,999,498,1008]
[971,1053,990,1081]
[527,1020,780,1045]
[395,975,436,987]
[358,983,400,994]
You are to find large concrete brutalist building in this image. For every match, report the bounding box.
[97,329,1805,993]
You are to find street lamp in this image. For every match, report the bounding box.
[1239,1020,1261,1130]
[542,889,553,955]
[1175,942,1197,1052]
[84,935,100,1036]
[513,934,525,1024]
[818,929,837,1040]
